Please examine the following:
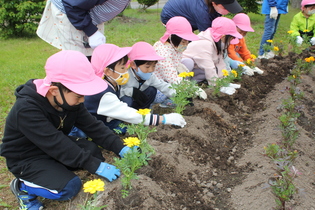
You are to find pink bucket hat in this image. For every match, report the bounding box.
[301,0,315,9]
[160,16,199,43]
[232,13,254,32]
[128,41,165,61]
[34,50,108,97]
[210,17,243,44]
[91,44,132,78]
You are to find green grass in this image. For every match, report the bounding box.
[0,6,301,137]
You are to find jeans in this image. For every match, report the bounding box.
[258,14,281,56]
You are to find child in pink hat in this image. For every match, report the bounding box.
[182,17,243,94]
[153,16,207,106]
[118,41,184,128]
[227,13,264,75]
[1,50,133,210]
[77,44,186,137]
[290,0,315,46]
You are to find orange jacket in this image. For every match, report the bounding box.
[228,37,251,62]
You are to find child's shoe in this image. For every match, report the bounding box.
[10,178,44,210]
[159,99,176,108]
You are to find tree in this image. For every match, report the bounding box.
[0,0,45,38]
[137,0,159,11]
[238,0,260,14]
[291,0,302,9]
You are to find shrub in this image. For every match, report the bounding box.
[0,0,45,38]
[238,0,260,14]
[137,0,159,10]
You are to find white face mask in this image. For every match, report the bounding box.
[307,9,315,15]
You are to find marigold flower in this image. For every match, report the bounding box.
[287,30,294,34]
[187,72,194,77]
[83,179,105,194]
[303,29,309,32]
[222,69,229,77]
[137,108,151,115]
[178,72,188,78]
[238,64,245,67]
[123,137,140,147]
[250,54,257,59]
[292,75,296,78]
[273,46,279,51]
[246,58,252,65]
[309,56,315,62]
[266,40,273,43]
[305,57,311,62]
[231,70,237,77]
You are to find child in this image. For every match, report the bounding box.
[120,41,180,110]
[83,44,187,133]
[290,0,315,45]
[0,50,133,209]
[182,17,242,89]
[228,13,264,75]
[153,16,207,105]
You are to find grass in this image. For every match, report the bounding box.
[0,5,303,209]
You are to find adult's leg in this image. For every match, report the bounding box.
[258,15,278,56]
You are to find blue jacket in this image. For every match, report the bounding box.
[62,0,108,36]
[160,0,221,31]
[261,0,289,14]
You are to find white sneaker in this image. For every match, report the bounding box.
[266,51,275,59]
[258,54,268,59]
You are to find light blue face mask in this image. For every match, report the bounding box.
[135,67,152,80]
[307,9,315,15]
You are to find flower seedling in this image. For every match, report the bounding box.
[79,179,107,210]
[169,72,199,114]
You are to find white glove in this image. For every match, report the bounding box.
[252,67,264,74]
[228,83,241,89]
[88,31,106,49]
[163,113,187,128]
[270,7,278,20]
[176,63,189,73]
[220,86,236,95]
[296,36,303,45]
[195,87,207,100]
[310,37,315,45]
[242,66,254,76]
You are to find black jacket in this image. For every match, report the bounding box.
[0,79,124,174]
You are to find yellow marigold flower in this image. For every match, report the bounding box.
[292,75,296,78]
[250,54,257,59]
[222,69,229,77]
[137,108,151,115]
[266,40,273,43]
[231,70,237,77]
[187,72,194,77]
[273,46,279,51]
[246,58,252,65]
[238,64,245,67]
[305,57,311,62]
[309,56,315,62]
[287,30,294,34]
[83,179,105,194]
[178,72,188,78]
[303,29,309,32]
[123,137,140,147]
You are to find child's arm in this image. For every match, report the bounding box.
[228,44,244,62]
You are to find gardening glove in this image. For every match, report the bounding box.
[220,86,236,95]
[88,31,106,49]
[270,7,278,20]
[230,59,244,70]
[310,37,315,45]
[228,83,241,89]
[296,36,303,45]
[132,88,149,107]
[162,113,186,128]
[252,67,264,74]
[176,63,189,73]
[242,65,254,76]
[195,87,207,100]
[95,162,120,182]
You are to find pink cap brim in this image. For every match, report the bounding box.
[237,25,254,32]
[230,37,240,45]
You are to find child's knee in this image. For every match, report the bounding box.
[58,176,82,201]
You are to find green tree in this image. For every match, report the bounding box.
[137,0,159,10]
[239,0,260,14]
[0,0,45,38]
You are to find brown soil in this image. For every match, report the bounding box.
[2,50,315,210]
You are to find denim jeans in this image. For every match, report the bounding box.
[258,14,281,56]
